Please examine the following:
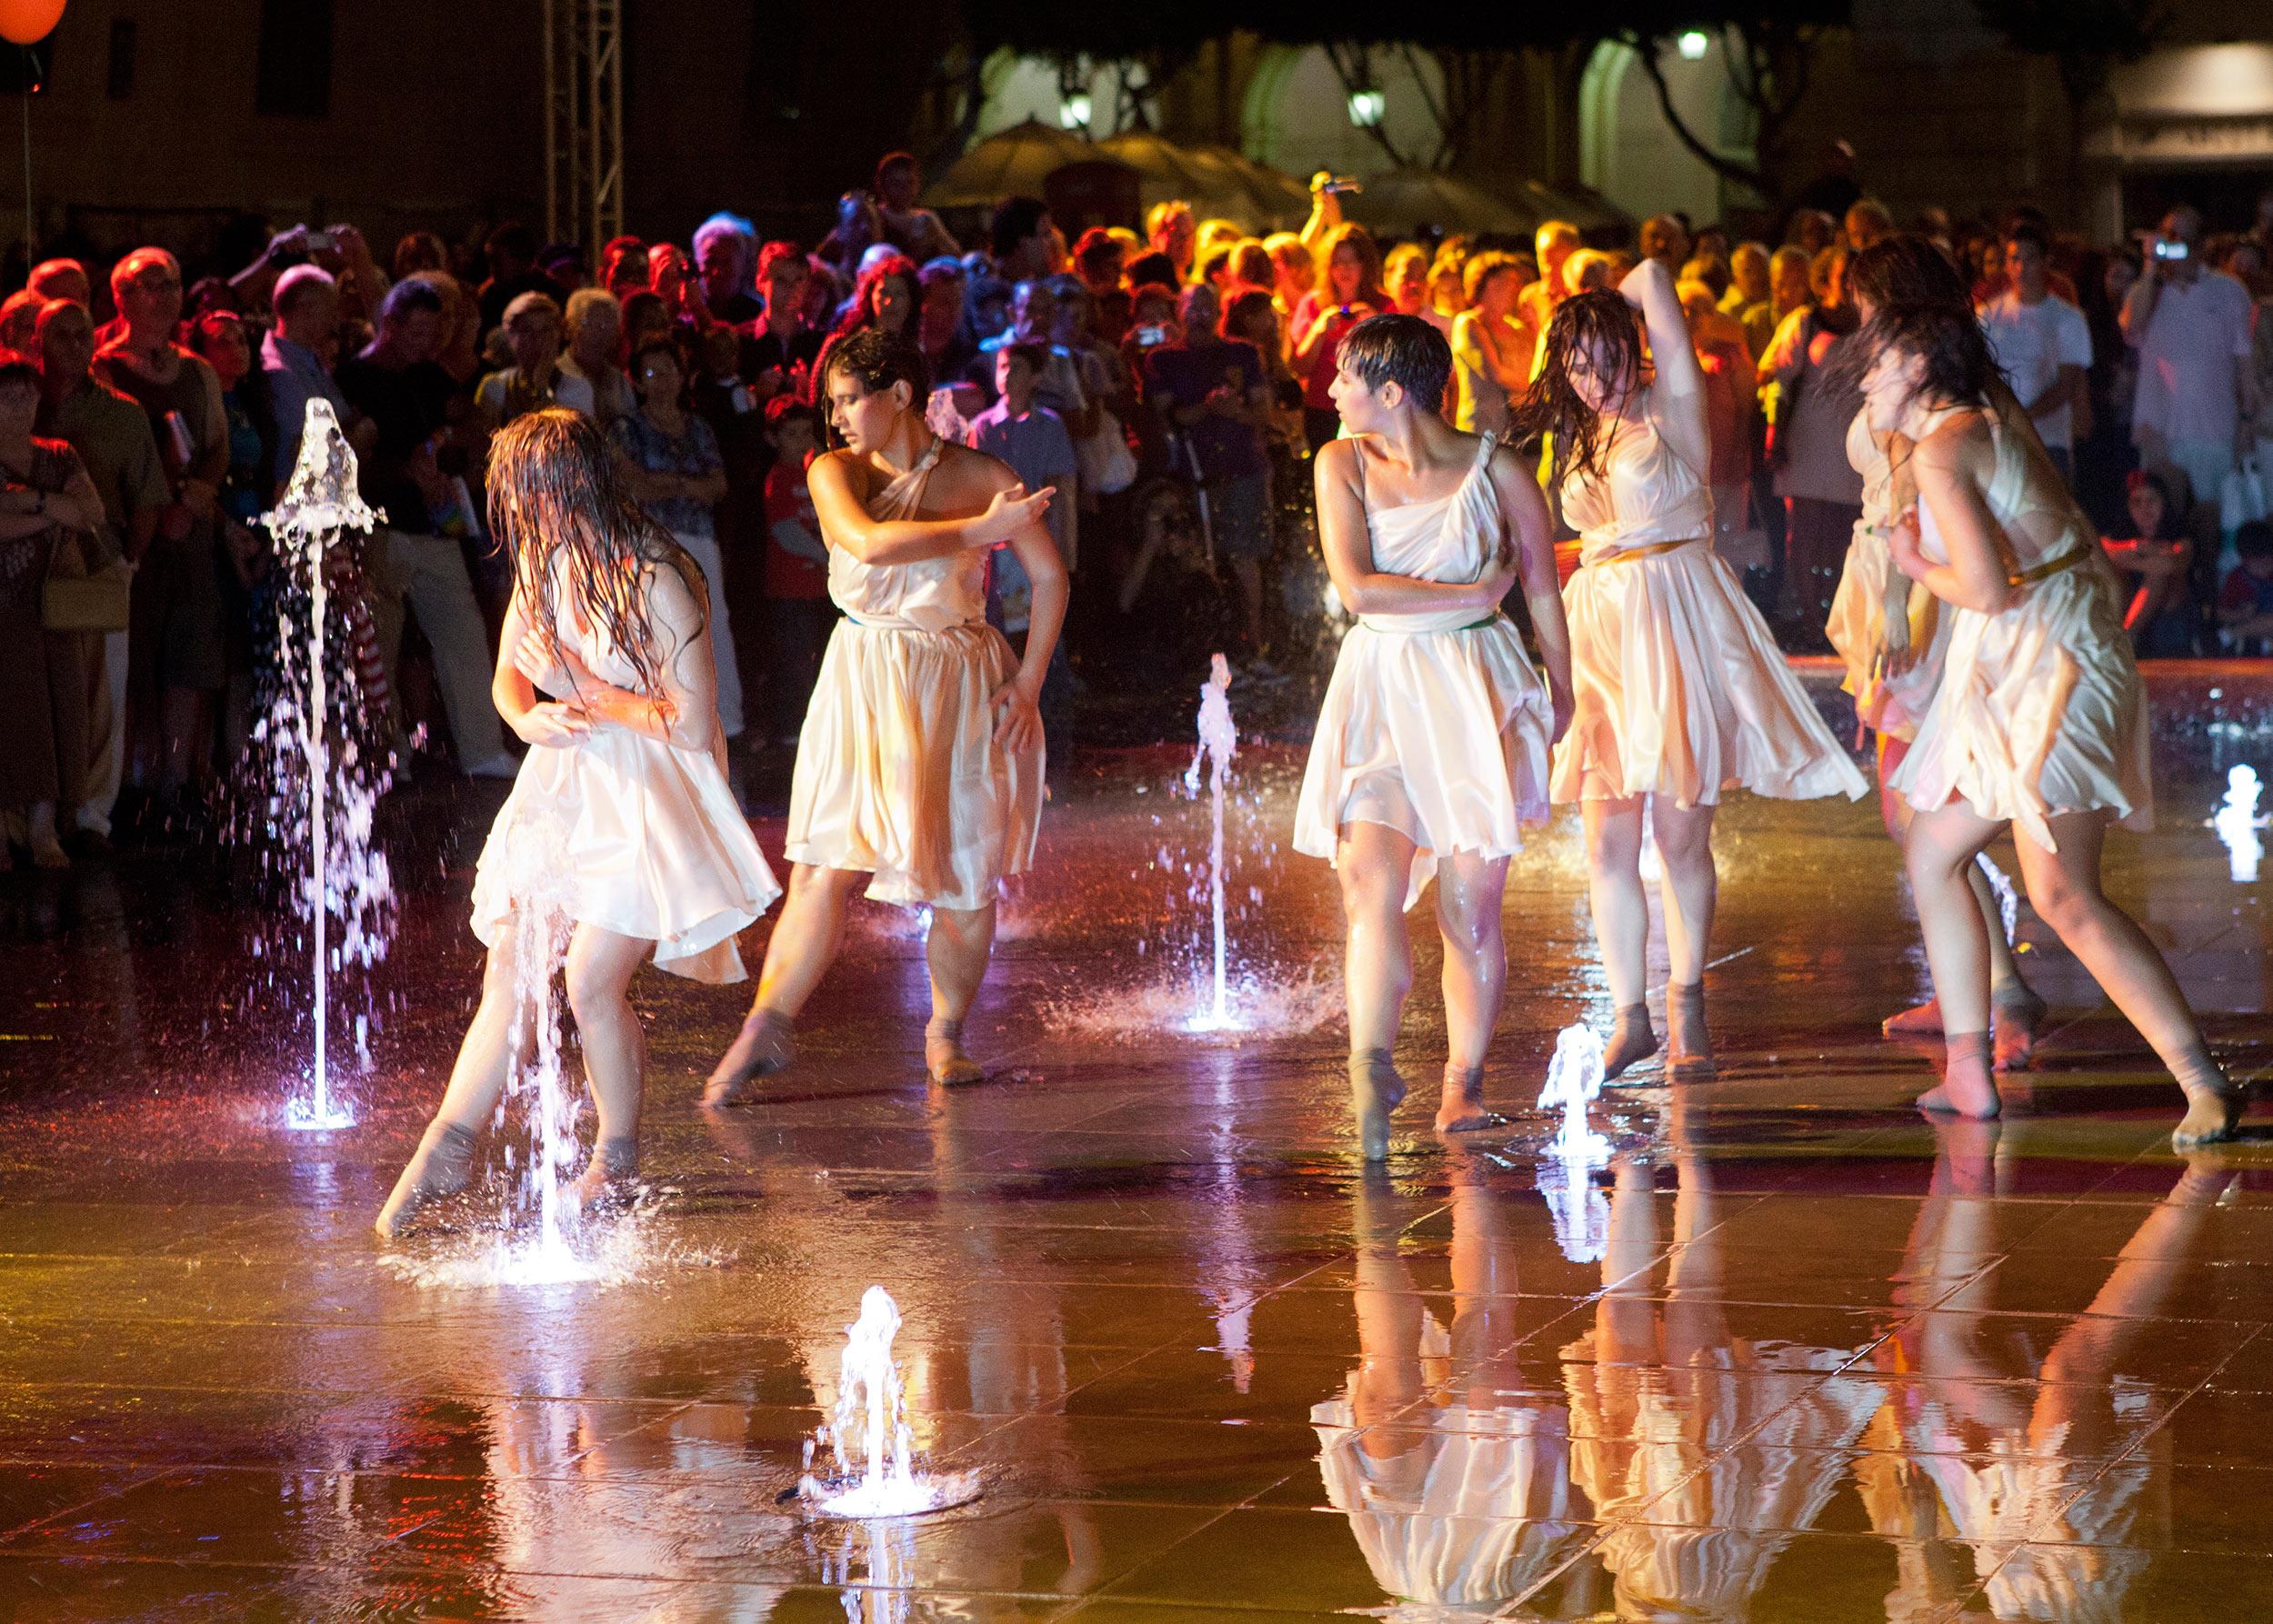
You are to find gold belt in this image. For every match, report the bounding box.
[1589,537,1703,566]
[2008,546,2092,587]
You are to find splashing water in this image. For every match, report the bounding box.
[1536,1025,1614,1263]
[1974,853,2018,944]
[2213,765,2264,883]
[260,400,392,1132]
[1181,655,1238,1032]
[801,1287,981,1519]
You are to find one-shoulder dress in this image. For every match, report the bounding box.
[470,566,780,984]
[1553,376,1867,807]
[785,439,1044,910]
[1887,411,2150,850]
[1293,434,1553,911]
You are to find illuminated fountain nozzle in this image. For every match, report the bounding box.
[1181,654,1239,1033]
[800,1287,982,1519]
[1536,1024,1613,1263]
[2214,764,2264,884]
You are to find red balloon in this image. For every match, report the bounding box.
[0,0,65,47]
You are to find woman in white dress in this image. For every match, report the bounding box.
[1869,301,2246,1140]
[1518,261,1866,1081]
[1830,237,2045,1068]
[706,330,1061,1097]
[376,409,778,1237]
[1293,315,1574,1158]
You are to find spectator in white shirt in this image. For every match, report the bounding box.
[2121,205,2259,543]
[1978,222,2092,484]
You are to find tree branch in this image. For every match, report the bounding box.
[1322,40,1412,169]
[1625,33,1769,200]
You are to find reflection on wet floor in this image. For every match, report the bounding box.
[0,666,2268,1621]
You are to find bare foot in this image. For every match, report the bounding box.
[705,1008,795,1106]
[1991,983,2047,1073]
[1350,1049,1406,1161]
[1918,1033,1998,1119]
[1602,1004,1658,1081]
[926,1017,986,1088]
[1882,997,1942,1038]
[1435,1064,1507,1134]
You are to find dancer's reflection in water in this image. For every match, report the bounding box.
[1863,1118,2229,1621]
[1313,1158,1592,1614]
[1561,1103,1881,1619]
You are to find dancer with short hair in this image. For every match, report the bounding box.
[1518,261,1867,1082]
[376,409,777,1237]
[1866,301,2248,1143]
[706,330,1063,1098]
[1295,314,1574,1158]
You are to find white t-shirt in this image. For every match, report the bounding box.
[2130,271,2254,447]
[1978,290,2092,450]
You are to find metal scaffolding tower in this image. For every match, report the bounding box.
[543,0,624,252]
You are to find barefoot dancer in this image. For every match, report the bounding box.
[377,410,777,1237]
[706,331,1062,1096]
[1519,261,1866,1081]
[1294,315,1574,1158]
[1867,302,2248,1142]
[1832,238,2044,1068]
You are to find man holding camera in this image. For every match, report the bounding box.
[2121,205,2259,542]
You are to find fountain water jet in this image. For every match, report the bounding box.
[260,400,391,1132]
[1536,1025,1613,1263]
[2213,765,2264,883]
[801,1286,982,1519]
[1181,654,1237,1032]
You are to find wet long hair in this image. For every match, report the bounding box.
[1511,287,1649,486]
[1859,300,1999,414]
[818,327,929,449]
[1847,233,1971,317]
[486,407,702,710]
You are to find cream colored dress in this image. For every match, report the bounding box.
[470,566,779,984]
[1553,376,1867,807]
[1824,409,1952,740]
[1888,411,2151,850]
[1294,433,1552,911]
[785,439,1043,909]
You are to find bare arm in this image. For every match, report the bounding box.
[492,589,591,749]
[1492,446,1574,739]
[2118,262,2159,347]
[1891,417,2017,616]
[807,448,1046,566]
[1314,439,1510,617]
[1620,259,1709,473]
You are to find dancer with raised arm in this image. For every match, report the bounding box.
[377,409,777,1237]
[705,330,1062,1097]
[1518,261,1866,1082]
[1866,301,2248,1143]
[1832,237,2045,1069]
[1294,315,1574,1158]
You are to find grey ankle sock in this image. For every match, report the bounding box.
[926,1016,966,1044]
[592,1136,638,1178]
[2168,1039,2228,1098]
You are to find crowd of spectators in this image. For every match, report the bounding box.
[3,145,2271,869]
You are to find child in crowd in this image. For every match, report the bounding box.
[2100,468,2198,657]
[2217,519,2273,654]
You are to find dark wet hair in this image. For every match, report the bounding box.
[1861,300,2000,410]
[1512,287,1648,485]
[1847,234,1969,317]
[1337,313,1451,415]
[822,326,929,402]
[487,407,701,717]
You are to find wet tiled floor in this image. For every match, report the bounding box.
[1,665,2268,1621]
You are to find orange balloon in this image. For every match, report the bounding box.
[0,0,65,46]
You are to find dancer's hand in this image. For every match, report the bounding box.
[1548,681,1575,747]
[1887,505,1929,584]
[1474,545,1518,611]
[515,701,591,747]
[990,678,1043,756]
[512,629,596,698]
[976,482,1053,546]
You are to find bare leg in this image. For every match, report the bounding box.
[376,927,530,1236]
[923,901,997,1085]
[1434,850,1510,1133]
[1651,797,1717,1078]
[1905,801,2003,1118]
[1583,797,1658,1078]
[706,862,865,1102]
[564,922,655,1202]
[1337,820,1417,1159]
[2013,810,2245,1144]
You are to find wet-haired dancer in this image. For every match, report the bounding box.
[1295,315,1574,1158]
[1834,237,2045,1068]
[377,409,777,1236]
[1865,302,2247,1142]
[1518,261,1866,1080]
[706,330,1062,1096]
